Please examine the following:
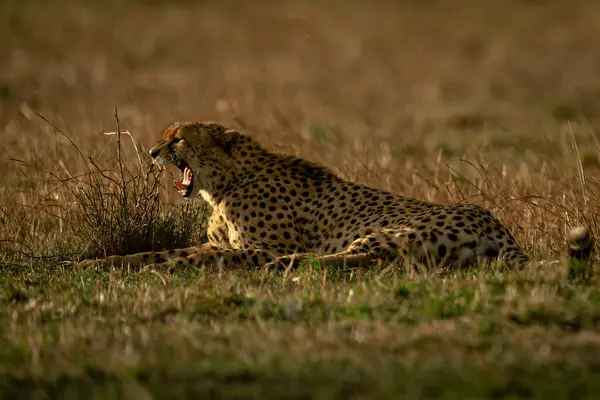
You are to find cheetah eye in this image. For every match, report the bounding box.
[172,138,181,144]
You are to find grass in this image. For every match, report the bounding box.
[2,263,600,398]
[3,0,600,398]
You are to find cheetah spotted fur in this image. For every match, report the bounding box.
[78,121,595,271]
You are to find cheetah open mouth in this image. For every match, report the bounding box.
[172,159,194,198]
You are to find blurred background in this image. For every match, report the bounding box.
[2,0,600,254]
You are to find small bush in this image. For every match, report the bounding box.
[43,110,208,260]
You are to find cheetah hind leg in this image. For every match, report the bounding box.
[265,227,498,272]
[263,229,427,272]
[343,228,501,270]
[343,226,596,270]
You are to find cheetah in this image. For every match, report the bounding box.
[78,121,595,271]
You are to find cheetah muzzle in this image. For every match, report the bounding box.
[153,150,195,198]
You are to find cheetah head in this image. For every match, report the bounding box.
[149,121,240,199]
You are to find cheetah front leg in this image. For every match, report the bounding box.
[77,243,220,269]
[147,249,275,271]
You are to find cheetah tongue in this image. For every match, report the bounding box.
[173,179,187,190]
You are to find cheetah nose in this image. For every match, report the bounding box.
[149,148,160,159]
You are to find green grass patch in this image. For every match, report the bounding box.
[2,262,600,398]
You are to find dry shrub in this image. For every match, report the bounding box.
[31,110,208,261]
[72,163,206,260]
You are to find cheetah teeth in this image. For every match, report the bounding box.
[182,167,192,185]
[173,167,193,191]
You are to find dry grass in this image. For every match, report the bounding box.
[2,0,600,398]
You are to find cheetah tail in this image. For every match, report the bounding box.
[567,225,595,261]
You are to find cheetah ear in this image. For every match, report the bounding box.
[215,129,240,155]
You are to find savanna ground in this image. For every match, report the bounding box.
[3,0,600,398]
